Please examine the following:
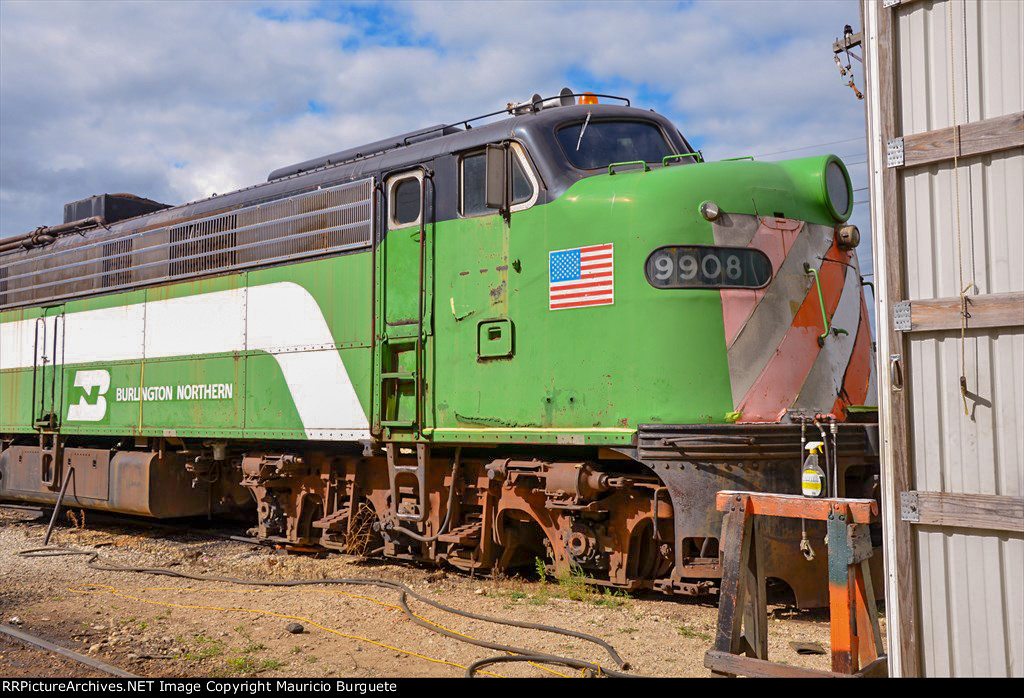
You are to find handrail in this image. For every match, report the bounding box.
[663,152,704,165]
[607,160,650,175]
[805,263,831,345]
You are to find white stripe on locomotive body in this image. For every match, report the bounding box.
[0,282,371,440]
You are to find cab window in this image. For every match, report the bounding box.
[388,174,422,227]
[460,145,535,217]
[555,120,672,170]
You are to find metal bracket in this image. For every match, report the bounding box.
[900,491,920,523]
[386,442,429,522]
[883,0,902,8]
[886,137,905,168]
[893,300,912,330]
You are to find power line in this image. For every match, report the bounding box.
[749,136,864,159]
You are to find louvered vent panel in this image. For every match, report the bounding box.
[0,178,374,309]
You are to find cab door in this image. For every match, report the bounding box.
[32,304,65,431]
[435,142,540,429]
[373,167,434,439]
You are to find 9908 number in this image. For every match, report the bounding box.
[644,245,772,289]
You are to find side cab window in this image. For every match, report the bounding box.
[387,170,424,229]
[460,143,538,217]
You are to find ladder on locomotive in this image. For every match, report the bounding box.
[30,308,65,491]
[375,171,433,522]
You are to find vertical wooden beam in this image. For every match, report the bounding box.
[741,516,768,660]
[853,562,883,667]
[712,494,753,676]
[870,0,922,676]
[827,508,857,674]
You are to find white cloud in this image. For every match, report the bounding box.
[1,0,868,243]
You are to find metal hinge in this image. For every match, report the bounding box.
[900,491,919,522]
[893,300,911,331]
[886,137,904,168]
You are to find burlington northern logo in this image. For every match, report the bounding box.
[66,369,110,421]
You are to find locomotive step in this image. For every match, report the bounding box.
[436,522,482,545]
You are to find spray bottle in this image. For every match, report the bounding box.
[801,441,827,498]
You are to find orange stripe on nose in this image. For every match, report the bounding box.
[832,295,873,417]
[736,244,848,422]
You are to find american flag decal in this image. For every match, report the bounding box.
[549,243,614,310]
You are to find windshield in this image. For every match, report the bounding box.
[555,119,673,170]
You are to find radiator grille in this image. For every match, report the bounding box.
[101,238,134,288]
[0,178,374,309]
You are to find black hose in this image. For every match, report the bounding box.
[465,654,634,679]
[18,546,635,677]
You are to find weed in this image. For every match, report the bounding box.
[184,634,225,661]
[555,565,591,601]
[291,646,302,655]
[224,656,284,674]
[548,565,631,608]
[534,557,549,582]
[676,624,712,642]
[592,588,629,609]
[341,502,379,556]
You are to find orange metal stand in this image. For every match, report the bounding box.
[704,491,887,678]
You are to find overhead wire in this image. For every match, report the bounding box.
[748,136,865,159]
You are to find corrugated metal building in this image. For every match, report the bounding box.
[863,0,1023,677]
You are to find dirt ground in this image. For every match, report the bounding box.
[0,507,882,678]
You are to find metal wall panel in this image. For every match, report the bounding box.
[866,0,1024,677]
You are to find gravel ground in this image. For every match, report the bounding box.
[0,508,880,678]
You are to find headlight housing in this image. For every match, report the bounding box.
[822,155,853,221]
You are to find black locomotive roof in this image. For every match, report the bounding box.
[2,100,689,256]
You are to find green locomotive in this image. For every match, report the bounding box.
[0,92,878,606]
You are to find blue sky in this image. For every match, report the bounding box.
[0,0,872,283]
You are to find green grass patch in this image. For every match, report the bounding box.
[676,624,712,642]
[224,656,284,674]
[184,634,226,661]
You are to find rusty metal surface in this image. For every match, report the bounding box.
[2,428,879,608]
[0,445,208,518]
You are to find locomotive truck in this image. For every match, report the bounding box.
[0,91,879,607]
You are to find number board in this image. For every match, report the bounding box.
[644,245,772,289]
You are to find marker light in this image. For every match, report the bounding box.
[837,224,861,250]
[579,92,599,105]
[699,200,721,222]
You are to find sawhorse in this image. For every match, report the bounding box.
[703,491,887,678]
